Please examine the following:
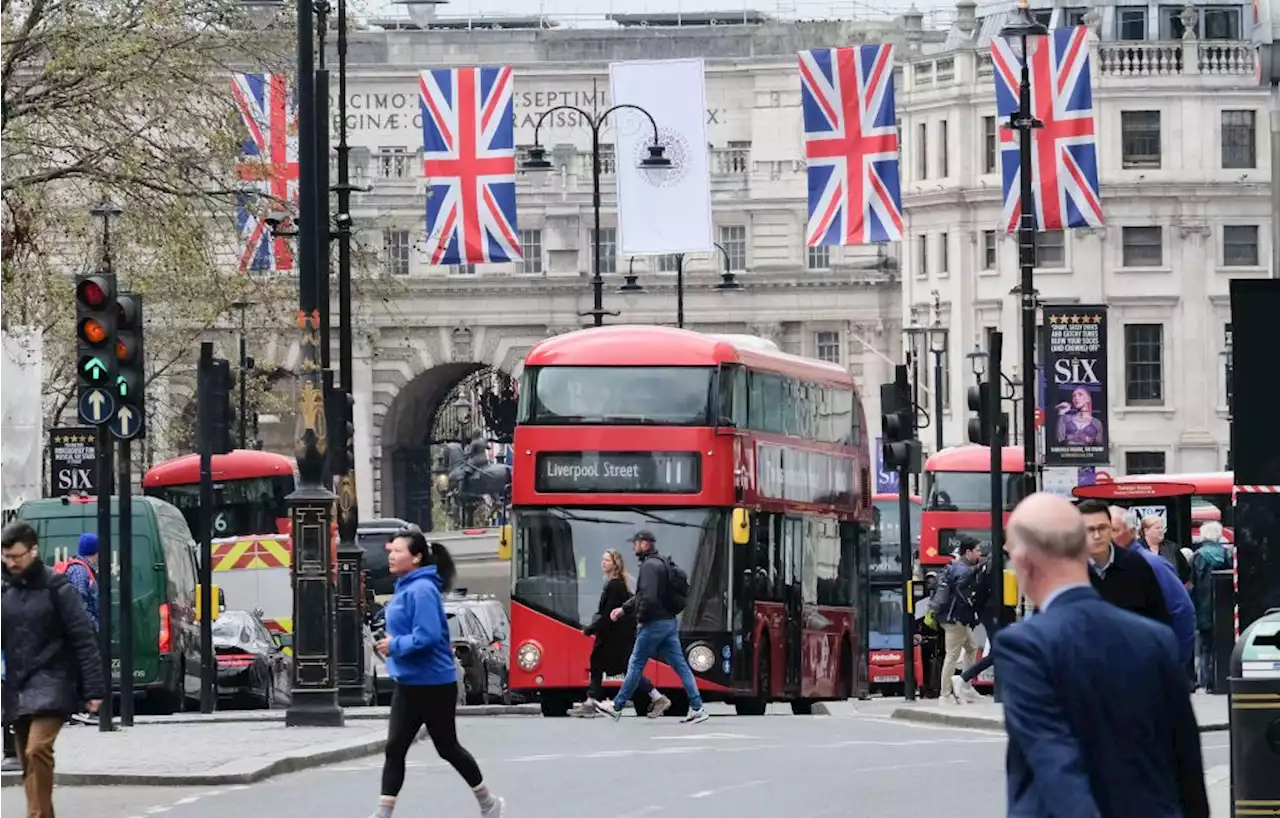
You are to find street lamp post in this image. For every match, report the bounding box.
[1000,0,1048,499]
[285,0,342,728]
[928,325,948,454]
[521,104,670,327]
[230,300,253,449]
[1223,338,1234,470]
[617,243,743,326]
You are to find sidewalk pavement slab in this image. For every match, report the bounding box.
[0,705,536,788]
[887,691,1228,733]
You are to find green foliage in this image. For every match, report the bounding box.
[0,0,296,442]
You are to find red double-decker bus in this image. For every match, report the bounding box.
[919,445,1025,568]
[866,493,921,693]
[508,326,873,717]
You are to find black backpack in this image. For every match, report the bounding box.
[661,557,690,614]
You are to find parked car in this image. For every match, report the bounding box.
[212,610,291,708]
[447,591,511,658]
[369,603,465,706]
[445,605,508,705]
[357,520,415,598]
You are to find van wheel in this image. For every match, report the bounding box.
[539,693,572,718]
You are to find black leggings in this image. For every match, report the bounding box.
[588,668,651,702]
[381,682,484,797]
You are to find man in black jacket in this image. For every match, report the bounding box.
[595,531,709,724]
[2,522,104,818]
[1078,499,1171,625]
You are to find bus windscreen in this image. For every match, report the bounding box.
[927,472,1025,512]
[521,366,714,425]
[150,476,291,539]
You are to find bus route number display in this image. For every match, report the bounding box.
[535,451,701,494]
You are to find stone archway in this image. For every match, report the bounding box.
[379,362,517,532]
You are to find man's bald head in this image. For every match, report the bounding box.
[1008,492,1088,562]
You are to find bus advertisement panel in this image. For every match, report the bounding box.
[509,326,872,717]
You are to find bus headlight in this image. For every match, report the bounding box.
[687,644,715,673]
[516,641,542,671]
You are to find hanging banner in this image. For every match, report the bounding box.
[1043,304,1109,466]
[2,328,43,524]
[609,58,714,255]
[48,427,98,498]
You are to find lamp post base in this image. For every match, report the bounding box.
[285,690,346,727]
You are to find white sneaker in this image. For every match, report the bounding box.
[939,691,962,705]
[681,707,710,724]
[647,695,672,719]
[480,796,505,817]
[956,678,983,703]
[593,700,621,721]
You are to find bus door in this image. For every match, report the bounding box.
[1072,482,1197,549]
[782,517,803,695]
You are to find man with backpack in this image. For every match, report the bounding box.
[594,530,709,724]
[54,533,99,630]
[930,536,982,704]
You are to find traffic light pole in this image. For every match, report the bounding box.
[117,437,134,726]
[96,425,114,732]
[197,342,216,714]
[898,464,916,702]
[986,330,1005,703]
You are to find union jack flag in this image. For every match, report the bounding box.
[798,44,903,246]
[991,27,1103,232]
[419,66,521,265]
[231,73,298,273]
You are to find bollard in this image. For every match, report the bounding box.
[1228,608,1280,818]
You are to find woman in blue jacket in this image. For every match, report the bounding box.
[371,530,504,818]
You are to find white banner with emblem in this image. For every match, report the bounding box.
[2,328,43,524]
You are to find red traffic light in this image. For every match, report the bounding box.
[116,336,135,363]
[76,276,110,307]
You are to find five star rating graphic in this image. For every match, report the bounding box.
[1047,313,1104,325]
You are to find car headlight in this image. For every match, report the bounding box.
[687,644,715,673]
[517,641,542,671]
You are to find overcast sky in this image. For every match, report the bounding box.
[361,0,961,25]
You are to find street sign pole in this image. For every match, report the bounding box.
[197,342,216,713]
[96,425,114,732]
[117,437,134,726]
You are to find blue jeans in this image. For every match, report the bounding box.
[613,618,703,711]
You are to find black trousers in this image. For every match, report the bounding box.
[381,682,484,797]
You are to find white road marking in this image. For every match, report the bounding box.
[144,808,172,815]
[688,780,766,799]
[615,806,661,818]
[172,796,201,805]
[507,754,564,762]
[650,732,753,741]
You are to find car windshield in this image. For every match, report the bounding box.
[927,472,1024,512]
[212,613,257,646]
[521,366,714,425]
[446,613,462,640]
[513,507,729,633]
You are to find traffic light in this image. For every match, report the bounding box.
[208,358,234,455]
[880,364,920,471]
[326,382,357,476]
[967,383,1009,447]
[113,293,146,440]
[75,274,118,401]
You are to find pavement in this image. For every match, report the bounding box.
[881,690,1230,733]
[1,700,1235,817]
[0,704,537,788]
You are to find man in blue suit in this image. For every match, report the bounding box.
[995,493,1208,818]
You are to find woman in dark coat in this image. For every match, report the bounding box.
[573,549,669,718]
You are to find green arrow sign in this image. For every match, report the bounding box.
[116,374,128,397]
[82,356,108,381]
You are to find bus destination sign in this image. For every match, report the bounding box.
[535,451,701,494]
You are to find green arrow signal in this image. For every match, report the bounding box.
[116,374,128,397]
[82,357,108,381]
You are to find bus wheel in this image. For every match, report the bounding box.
[735,642,770,716]
[539,693,572,718]
[838,637,854,700]
[664,692,690,718]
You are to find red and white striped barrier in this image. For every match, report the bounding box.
[1229,485,1280,636]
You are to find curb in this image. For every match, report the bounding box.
[890,707,1229,734]
[2,734,389,788]
[132,703,539,726]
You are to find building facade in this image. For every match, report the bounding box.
[241,14,947,525]
[895,0,1270,477]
